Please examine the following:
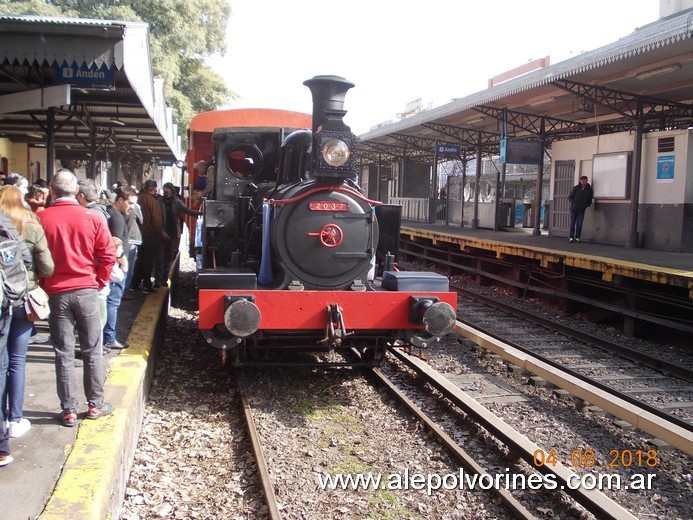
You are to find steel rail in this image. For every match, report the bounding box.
[388,347,639,520]
[237,378,282,520]
[453,283,693,383]
[451,321,693,454]
[369,366,535,520]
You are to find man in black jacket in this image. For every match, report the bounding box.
[568,176,594,243]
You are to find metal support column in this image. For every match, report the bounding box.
[46,108,56,180]
[460,158,467,228]
[472,138,482,229]
[429,143,439,224]
[626,100,644,249]
[532,121,546,236]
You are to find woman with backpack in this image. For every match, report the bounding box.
[0,185,54,438]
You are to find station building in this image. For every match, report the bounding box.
[356,1,693,252]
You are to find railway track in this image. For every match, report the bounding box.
[453,283,692,383]
[452,287,693,438]
[377,347,642,520]
[236,377,282,519]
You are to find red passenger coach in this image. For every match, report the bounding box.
[190,76,457,366]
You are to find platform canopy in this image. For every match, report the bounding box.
[355,8,693,164]
[0,15,182,173]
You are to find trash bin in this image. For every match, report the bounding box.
[522,201,533,227]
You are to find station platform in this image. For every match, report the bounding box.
[0,287,168,520]
[401,222,693,293]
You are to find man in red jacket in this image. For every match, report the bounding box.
[39,169,116,427]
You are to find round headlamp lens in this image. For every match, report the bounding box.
[322,138,350,167]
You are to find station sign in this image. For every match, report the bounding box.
[436,144,461,156]
[156,158,176,167]
[54,62,114,88]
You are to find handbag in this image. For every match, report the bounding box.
[25,286,50,322]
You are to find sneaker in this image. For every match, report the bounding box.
[30,333,51,344]
[0,454,13,467]
[141,287,156,294]
[569,237,574,242]
[61,410,77,427]
[8,418,31,438]
[104,340,128,350]
[87,402,113,420]
[575,237,580,242]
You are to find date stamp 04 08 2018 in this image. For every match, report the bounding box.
[533,448,660,468]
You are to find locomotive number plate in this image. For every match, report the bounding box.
[308,201,349,211]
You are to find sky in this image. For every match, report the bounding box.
[210,0,661,135]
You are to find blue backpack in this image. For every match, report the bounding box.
[0,223,29,310]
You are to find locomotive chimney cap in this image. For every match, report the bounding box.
[303,75,355,133]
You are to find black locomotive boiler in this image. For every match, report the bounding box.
[195,75,457,365]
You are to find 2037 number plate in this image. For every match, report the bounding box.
[308,201,349,211]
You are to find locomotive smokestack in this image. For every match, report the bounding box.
[303,75,355,133]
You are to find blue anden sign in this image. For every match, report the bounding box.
[436,144,461,156]
[54,63,114,87]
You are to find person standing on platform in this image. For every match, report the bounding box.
[0,186,54,439]
[130,180,168,294]
[121,185,143,300]
[39,169,116,427]
[104,185,137,350]
[77,179,109,225]
[160,182,201,284]
[568,175,593,243]
[0,208,32,465]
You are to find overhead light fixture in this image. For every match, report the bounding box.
[110,117,126,126]
[27,131,43,138]
[636,63,681,80]
[132,137,142,143]
[465,117,484,125]
[530,97,556,107]
[146,148,153,153]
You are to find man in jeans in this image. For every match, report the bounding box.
[39,169,116,427]
[104,185,138,350]
[568,175,594,243]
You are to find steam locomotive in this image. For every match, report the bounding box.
[189,75,457,366]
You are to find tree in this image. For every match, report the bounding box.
[0,0,234,144]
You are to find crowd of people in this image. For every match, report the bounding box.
[0,170,199,467]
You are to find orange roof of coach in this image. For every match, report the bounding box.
[189,108,312,133]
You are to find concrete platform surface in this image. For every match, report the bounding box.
[0,288,166,520]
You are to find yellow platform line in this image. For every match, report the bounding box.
[402,226,693,294]
[40,289,168,520]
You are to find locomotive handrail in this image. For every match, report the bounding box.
[264,186,384,207]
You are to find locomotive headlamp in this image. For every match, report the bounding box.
[322,137,350,167]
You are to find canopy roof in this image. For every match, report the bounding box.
[0,15,182,167]
[356,9,693,164]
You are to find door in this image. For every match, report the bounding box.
[552,160,574,234]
